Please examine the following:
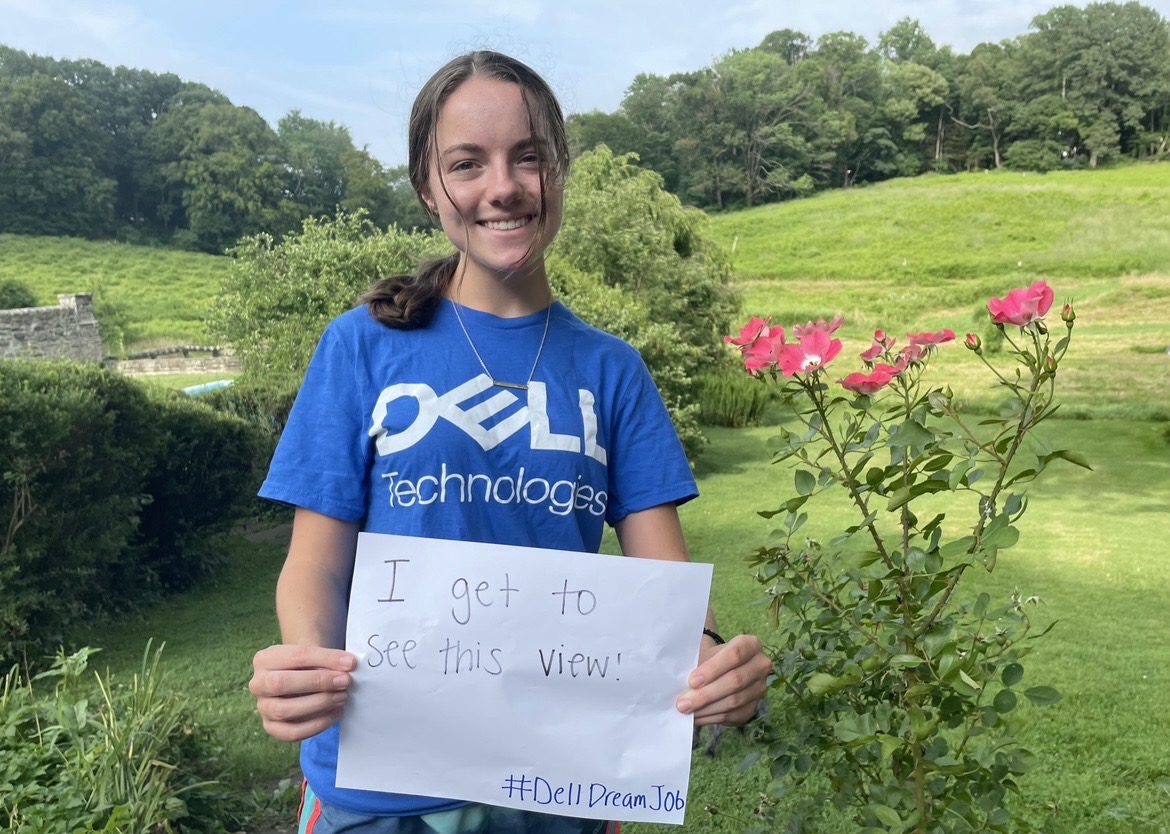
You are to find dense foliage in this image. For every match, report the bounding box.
[568,3,1170,210]
[0,279,37,309]
[0,45,430,252]
[212,149,740,459]
[0,645,235,833]
[0,361,268,663]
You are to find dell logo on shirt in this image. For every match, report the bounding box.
[368,375,608,464]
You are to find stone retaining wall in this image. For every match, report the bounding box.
[113,356,242,376]
[0,294,104,362]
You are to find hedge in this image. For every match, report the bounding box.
[0,360,269,663]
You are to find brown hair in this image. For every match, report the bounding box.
[361,51,570,328]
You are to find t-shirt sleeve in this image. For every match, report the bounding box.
[603,354,698,525]
[258,321,372,523]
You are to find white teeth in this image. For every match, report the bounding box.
[482,217,531,230]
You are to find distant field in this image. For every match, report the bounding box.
[710,163,1170,284]
[0,234,229,349]
[706,164,1170,420]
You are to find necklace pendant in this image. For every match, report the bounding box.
[493,380,529,391]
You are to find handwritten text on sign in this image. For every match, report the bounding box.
[335,533,713,825]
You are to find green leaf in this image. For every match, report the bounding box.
[1024,686,1062,706]
[889,654,923,669]
[1046,449,1093,470]
[873,804,902,827]
[993,688,1018,714]
[888,418,933,449]
[1001,663,1024,687]
[947,460,971,490]
[795,469,816,496]
[807,673,842,696]
[886,486,913,511]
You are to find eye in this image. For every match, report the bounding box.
[451,159,478,173]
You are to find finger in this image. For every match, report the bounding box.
[253,644,357,674]
[688,634,763,689]
[249,666,353,699]
[677,640,772,718]
[684,669,768,721]
[260,694,348,742]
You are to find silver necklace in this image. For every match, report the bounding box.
[451,300,553,392]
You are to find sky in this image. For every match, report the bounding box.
[4,0,1170,167]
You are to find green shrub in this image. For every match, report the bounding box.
[696,370,771,427]
[202,376,300,437]
[0,279,37,310]
[0,362,159,656]
[0,361,271,662]
[0,644,236,833]
[136,390,270,593]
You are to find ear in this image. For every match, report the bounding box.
[419,187,437,215]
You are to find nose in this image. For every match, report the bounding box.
[486,162,523,205]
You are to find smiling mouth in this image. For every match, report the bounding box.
[480,216,534,231]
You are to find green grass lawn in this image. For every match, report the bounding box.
[0,234,229,349]
[75,416,1170,834]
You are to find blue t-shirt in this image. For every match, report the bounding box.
[259,299,698,815]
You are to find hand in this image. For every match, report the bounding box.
[676,633,772,727]
[249,644,357,742]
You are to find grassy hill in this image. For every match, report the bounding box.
[0,234,229,350]
[706,164,1170,420]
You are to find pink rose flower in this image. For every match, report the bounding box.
[724,316,773,347]
[743,328,787,374]
[777,330,843,376]
[987,281,1054,326]
[840,363,900,395]
[860,342,884,362]
[897,343,927,369]
[793,315,845,339]
[907,329,956,347]
[965,333,982,352]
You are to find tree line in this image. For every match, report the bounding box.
[567,2,1170,210]
[0,45,430,251]
[2,2,1168,249]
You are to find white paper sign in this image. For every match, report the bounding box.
[336,533,713,825]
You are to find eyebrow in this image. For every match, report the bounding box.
[440,138,538,157]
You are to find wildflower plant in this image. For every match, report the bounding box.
[725,281,1085,833]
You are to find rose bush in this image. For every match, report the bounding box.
[725,281,1085,834]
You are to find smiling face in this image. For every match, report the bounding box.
[423,76,564,306]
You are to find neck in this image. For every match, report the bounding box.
[446,255,552,317]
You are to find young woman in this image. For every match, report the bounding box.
[248,50,772,834]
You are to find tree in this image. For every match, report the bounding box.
[955,42,1025,169]
[0,73,115,236]
[145,100,294,251]
[209,211,450,381]
[552,147,739,368]
[565,110,644,158]
[277,110,353,218]
[1025,1,1170,166]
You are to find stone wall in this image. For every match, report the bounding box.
[114,356,242,376]
[0,293,104,362]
